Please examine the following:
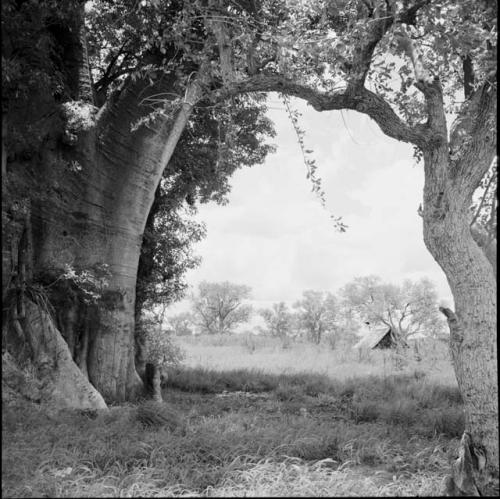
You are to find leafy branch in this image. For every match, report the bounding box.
[281,94,347,232]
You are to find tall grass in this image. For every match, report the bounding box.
[177,334,456,385]
[3,335,462,497]
[166,367,463,439]
[2,378,456,497]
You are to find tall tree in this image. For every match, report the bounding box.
[191,281,252,335]
[202,1,497,491]
[2,0,275,406]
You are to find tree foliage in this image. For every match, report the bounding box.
[340,275,446,343]
[259,301,293,339]
[191,281,252,335]
[135,314,184,369]
[293,290,337,344]
[1,0,83,155]
[167,311,195,336]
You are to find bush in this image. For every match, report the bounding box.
[136,315,185,370]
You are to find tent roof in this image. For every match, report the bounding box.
[353,327,392,349]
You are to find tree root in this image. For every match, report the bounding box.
[444,432,493,496]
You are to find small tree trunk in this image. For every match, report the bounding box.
[144,362,163,402]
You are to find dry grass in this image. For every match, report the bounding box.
[2,336,460,497]
[2,393,456,497]
[177,334,456,385]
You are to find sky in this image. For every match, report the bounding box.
[166,93,454,318]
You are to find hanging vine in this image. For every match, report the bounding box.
[281,94,347,232]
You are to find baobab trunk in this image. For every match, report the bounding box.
[2,4,203,403]
[29,73,200,402]
[422,147,498,494]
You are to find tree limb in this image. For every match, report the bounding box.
[470,168,495,227]
[462,54,475,100]
[450,82,497,200]
[394,25,447,142]
[217,74,430,147]
[348,0,394,89]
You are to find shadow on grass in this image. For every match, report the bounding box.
[165,366,464,438]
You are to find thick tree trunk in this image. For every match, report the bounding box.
[3,0,205,405]
[422,148,498,494]
[28,74,199,402]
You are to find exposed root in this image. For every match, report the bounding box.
[444,432,493,496]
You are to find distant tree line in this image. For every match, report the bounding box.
[166,276,446,348]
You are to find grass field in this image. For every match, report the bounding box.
[176,333,456,385]
[2,335,462,497]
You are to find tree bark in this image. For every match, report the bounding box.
[144,362,163,402]
[3,1,207,405]
[28,73,200,402]
[422,146,498,493]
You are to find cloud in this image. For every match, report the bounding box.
[168,99,453,315]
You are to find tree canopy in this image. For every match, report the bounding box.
[191,281,253,334]
[293,290,337,344]
[340,275,446,343]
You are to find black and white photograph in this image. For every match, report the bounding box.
[2,0,497,496]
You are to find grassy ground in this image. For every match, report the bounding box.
[2,337,462,497]
[177,333,456,385]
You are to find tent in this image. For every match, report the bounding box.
[353,326,399,350]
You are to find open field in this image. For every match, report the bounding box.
[2,336,464,497]
[176,334,457,385]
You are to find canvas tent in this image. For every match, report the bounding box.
[353,326,399,350]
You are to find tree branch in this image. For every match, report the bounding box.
[462,54,475,100]
[394,25,447,142]
[470,168,495,227]
[217,74,430,147]
[341,1,431,90]
[207,1,234,85]
[348,1,394,89]
[450,82,497,198]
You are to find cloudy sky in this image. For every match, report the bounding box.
[167,93,453,316]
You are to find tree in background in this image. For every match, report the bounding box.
[168,312,195,337]
[191,281,252,335]
[134,99,274,378]
[259,302,295,348]
[293,291,337,345]
[135,97,275,318]
[341,276,445,345]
